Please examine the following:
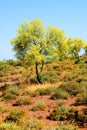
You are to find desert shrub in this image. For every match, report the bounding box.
[60,81,81,96]
[48,105,77,121]
[40,71,58,83]
[32,100,47,111]
[51,88,69,100]
[77,110,87,127]
[30,77,38,84]
[75,93,87,106]
[32,87,55,97]
[55,122,79,130]
[0,122,23,130]
[23,88,31,95]
[6,85,19,96]
[75,85,87,106]
[31,88,41,97]
[2,93,17,100]
[56,99,66,106]
[2,85,20,101]
[76,75,87,83]
[13,97,32,106]
[5,109,28,124]
[17,84,25,89]
[34,88,46,96]
[63,72,78,82]
[41,87,56,95]
[23,119,46,130]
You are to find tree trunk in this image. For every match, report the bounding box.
[35,62,43,84]
[71,50,80,63]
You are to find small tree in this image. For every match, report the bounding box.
[66,38,84,62]
[11,19,66,83]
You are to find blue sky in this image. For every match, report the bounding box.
[0,0,87,60]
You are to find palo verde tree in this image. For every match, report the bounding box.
[45,26,67,61]
[11,19,66,83]
[66,38,85,62]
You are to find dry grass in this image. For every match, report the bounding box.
[27,82,62,92]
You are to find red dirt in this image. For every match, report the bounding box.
[1,94,87,129]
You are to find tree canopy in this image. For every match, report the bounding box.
[11,19,87,83]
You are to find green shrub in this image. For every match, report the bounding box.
[6,85,19,96]
[32,87,55,97]
[40,87,56,95]
[56,99,66,106]
[55,122,79,130]
[63,73,78,82]
[51,88,69,100]
[31,88,41,97]
[75,93,87,106]
[48,105,77,121]
[2,93,17,100]
[5,109,28,124]
[30,77,38,84]
[23,119,46,130]
[74,82,87,105]
[32,100,47,111]
[75,85,87,106]
[0,122,23,130]
[77,112,87,127]
[13,97,32,106]
[60,81,81,96]
[2,85,20,101]
[23,88,31,95]
[40,72,58,83]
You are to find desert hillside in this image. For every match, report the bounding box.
[0,56,87,130]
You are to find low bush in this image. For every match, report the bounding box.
[5,109,28,124]
[51,88,69,100]
[0,122,23,130]
[2,85,20,101]
[77,109,87,127]
[54,122,79,130]
[32,87,55,97]
[75,85,87,106]
[2,93,17,100]
[48,105,77,121]
[23,88,31,95]
[23,119,46,130]
[56,99,66,106]
[40,71,59,83]
[13,97,32,106]
[60,81,81,96]
[6,85,19,96]
[32,100,47,111]
[75,94,87,106]
[30,77,38,84]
